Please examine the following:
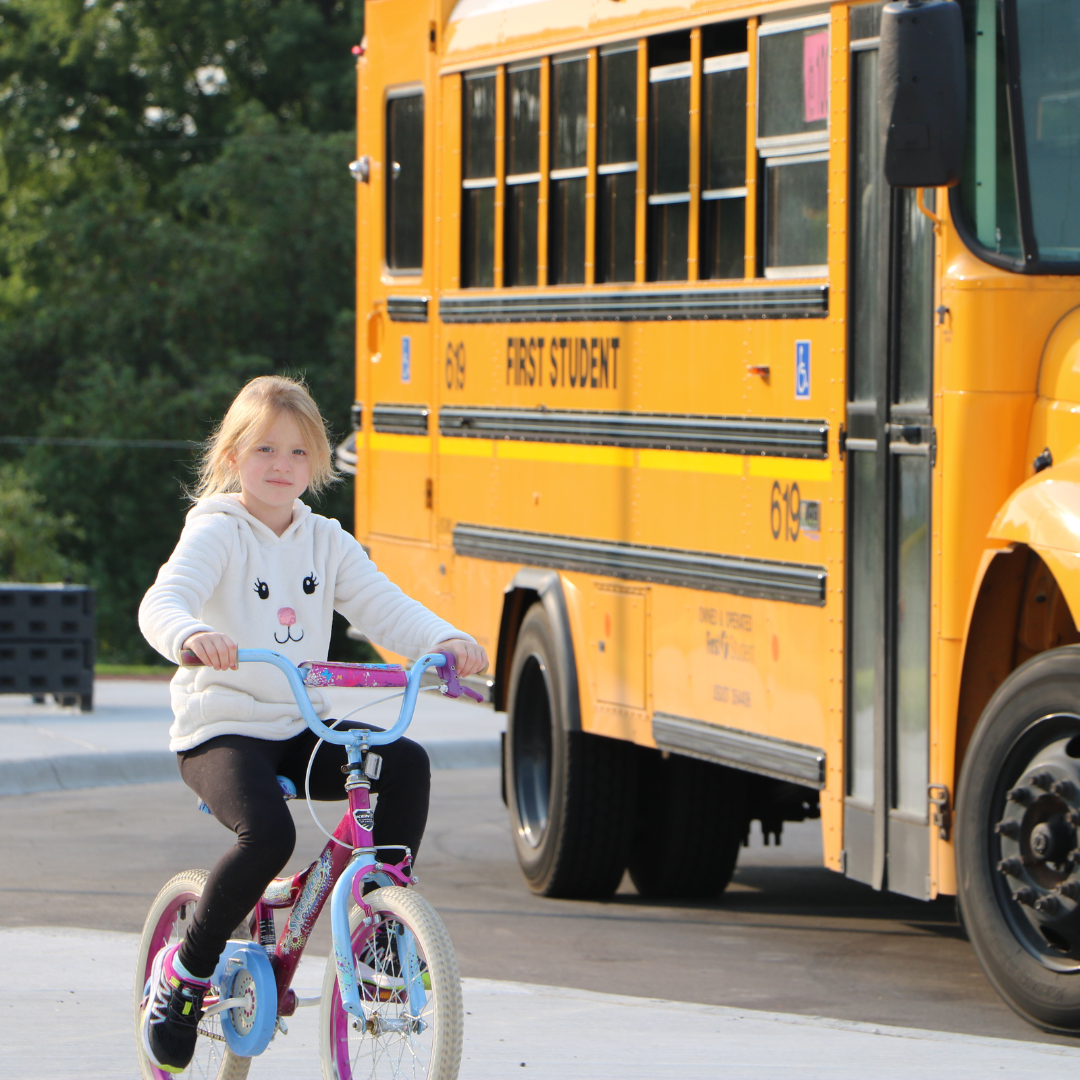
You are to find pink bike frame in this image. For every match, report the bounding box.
[253,777,415,1018]
[178,648,478,1022]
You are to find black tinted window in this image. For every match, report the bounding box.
[462,72,497,287]
[386,92,424,272]
[600,47,638,165]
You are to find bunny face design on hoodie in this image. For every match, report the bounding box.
[138,493,472,752]
[251,572,319,644]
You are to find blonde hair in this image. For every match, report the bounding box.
[194,375,337,499]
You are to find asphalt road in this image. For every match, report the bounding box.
[1,768,1074,1048]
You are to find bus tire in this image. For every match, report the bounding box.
[505,602,637,899]
[628,751,748,899]
[956,646,1080,1034]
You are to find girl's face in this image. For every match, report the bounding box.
[231,411,313,514]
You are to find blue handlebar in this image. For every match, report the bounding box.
[235,648,447,747]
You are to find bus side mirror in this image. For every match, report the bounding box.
[879,0,967,188]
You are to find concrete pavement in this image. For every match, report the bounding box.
[0,677,503,795]
[5,683,1077,1074]
[3,925,1078,1079]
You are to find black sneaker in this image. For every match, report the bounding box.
[141,943,209,1074]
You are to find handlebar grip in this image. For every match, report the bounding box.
[180,649,205,667]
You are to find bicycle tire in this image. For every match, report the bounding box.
[134,869,252,1080]
[319,886,463,1080]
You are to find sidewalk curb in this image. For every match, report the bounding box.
[425,738,500,770]
[0,751,179,796]
[0,739,500,797]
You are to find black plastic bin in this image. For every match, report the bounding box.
[0,584,95,710]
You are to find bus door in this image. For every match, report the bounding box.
[367,81,434,543]
[843,33,937,899]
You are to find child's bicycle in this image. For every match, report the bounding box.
[134,648,481,1080]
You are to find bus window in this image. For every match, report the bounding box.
[647,33,692,281]
[957,0,1021,259]
[549,52,589,285]
[462,70,497,288]
[596,43,638,284]
[700,24,748,280]
[385,89,424,274]
[505,61,541,287]
[764,155,828,272]
[757,16,830,277]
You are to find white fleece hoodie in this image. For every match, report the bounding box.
[139,494,471,752]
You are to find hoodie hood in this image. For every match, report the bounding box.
[187,493,312,542]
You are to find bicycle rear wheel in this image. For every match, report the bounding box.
[319,886,463,1080]
[134,869,252,1080]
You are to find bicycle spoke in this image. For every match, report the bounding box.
[327,899,450,1080]
[135,871,251,1080]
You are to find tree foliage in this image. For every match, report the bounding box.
[0,0,363,662]
[0,463,85,582]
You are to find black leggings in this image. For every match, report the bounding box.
[175,722,430,978]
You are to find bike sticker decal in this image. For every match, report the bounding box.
[354,808,376,832]
[262,874,302,907]
[301,661,407,689]
[280,844,335,954]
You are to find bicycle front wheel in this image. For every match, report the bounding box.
[319,886,463,1080]
[134,869,252,1080]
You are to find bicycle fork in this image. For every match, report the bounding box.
[331,740,418,1020]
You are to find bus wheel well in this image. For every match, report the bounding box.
[956,545,1080,791]
[493,585,539,712]
[492,570,580,724]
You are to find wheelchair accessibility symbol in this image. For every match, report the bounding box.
[795,340,811,400]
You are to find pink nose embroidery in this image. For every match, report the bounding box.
[277,607,297,626]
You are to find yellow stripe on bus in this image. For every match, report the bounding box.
[438,437,495,458]
[637,449,744,475]
[747,457,832,482]
[369,433,431,454]
[495,442,637,468]
[435,437,834,478]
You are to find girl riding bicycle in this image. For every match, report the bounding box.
[138,374,487,1074]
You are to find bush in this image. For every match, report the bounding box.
[0,464,85,583]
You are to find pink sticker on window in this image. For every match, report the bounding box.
[803,31,829,123]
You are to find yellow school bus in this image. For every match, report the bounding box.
[346,0,1080,1032]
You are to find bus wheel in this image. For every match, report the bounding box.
[957,646,1080,1034]
[627,752,748,899]
[505,602,637,899]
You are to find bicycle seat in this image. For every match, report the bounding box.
[196,775,296,817]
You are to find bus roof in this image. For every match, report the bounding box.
[443,0,820,70]
[449,0,546,20]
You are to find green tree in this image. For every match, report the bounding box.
[0,463,85,582]
[0,1,363,662]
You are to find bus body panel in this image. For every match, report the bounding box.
[358,0,1080,903]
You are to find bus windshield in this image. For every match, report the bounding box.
[959,0,1080,269]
